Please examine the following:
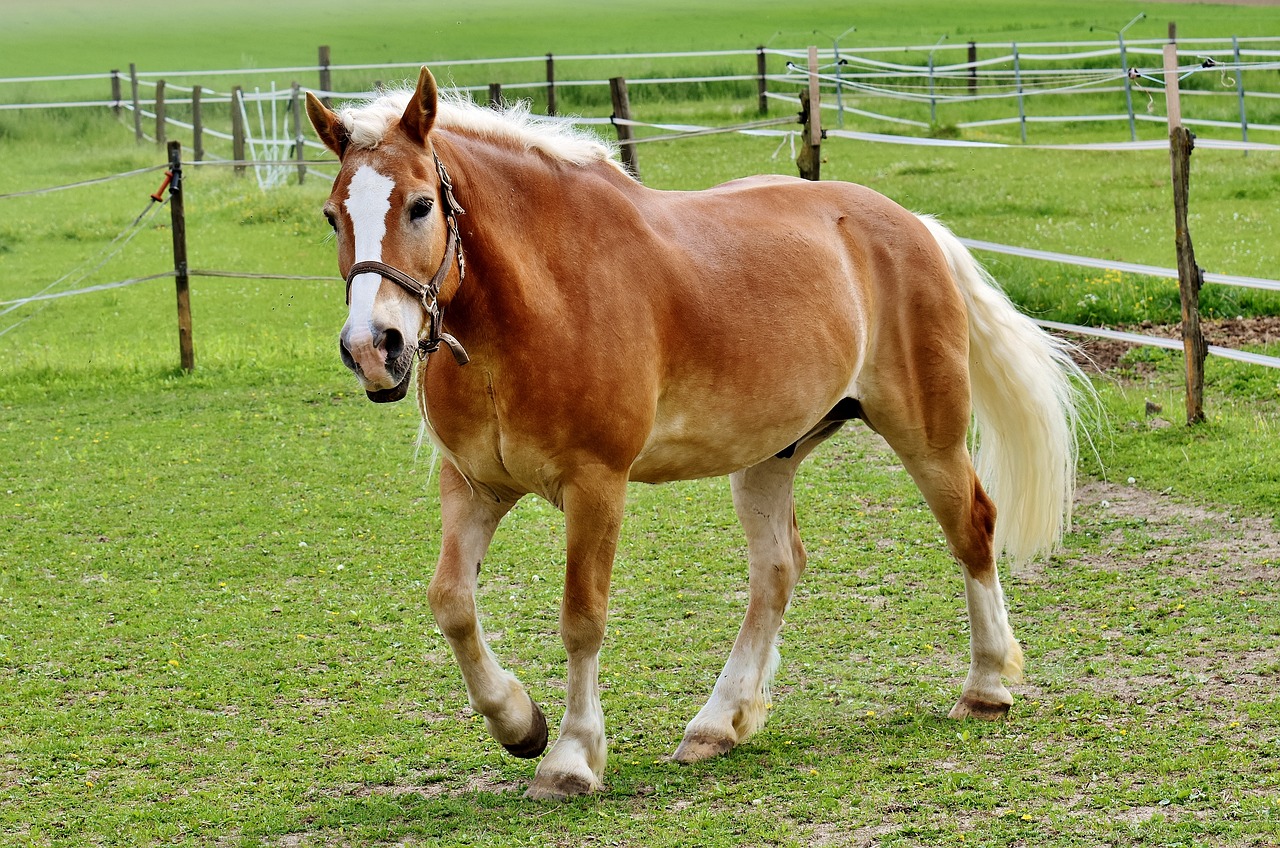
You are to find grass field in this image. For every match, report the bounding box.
[6,0,1280,77]
[2,2,1280,846]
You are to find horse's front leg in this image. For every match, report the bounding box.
[427,462,549,761]
[525,468,627,800]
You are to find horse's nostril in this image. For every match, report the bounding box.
[381,328,405,362]
[338,337,359,373]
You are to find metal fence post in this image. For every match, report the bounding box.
[291,82,307,185]
[1233,36,1249,155]
[1013,43,1027,143]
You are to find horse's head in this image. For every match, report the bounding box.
[306,67,463,403]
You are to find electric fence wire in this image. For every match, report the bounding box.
[0,197,166,338]
[0,165,167,200]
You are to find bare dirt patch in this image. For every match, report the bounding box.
[325,767,524,801]
[1020,480,1279,714]
[1159,0,1279,5]
[1070,479,1280,582]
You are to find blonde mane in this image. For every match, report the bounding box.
[337,87,622,171]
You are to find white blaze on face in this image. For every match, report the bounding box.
[344,164,396,328]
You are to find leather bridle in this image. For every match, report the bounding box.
[343,152,470,366]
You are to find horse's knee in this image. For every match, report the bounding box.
[428,576,477,639]
[560,606,607,658]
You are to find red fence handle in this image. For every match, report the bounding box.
[150,171,173,202]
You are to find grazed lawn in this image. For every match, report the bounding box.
[1,367,1278,845]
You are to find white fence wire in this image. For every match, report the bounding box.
[3,42,1279,367]
[4,37,1279,140]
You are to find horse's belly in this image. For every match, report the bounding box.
[628,399,835,483]
[629,440,755,483]
[629,312,866,482]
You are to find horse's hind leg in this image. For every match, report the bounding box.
[871,417,1023,719]
[673,426,837,763]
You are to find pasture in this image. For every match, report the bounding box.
[2,1,1279,845]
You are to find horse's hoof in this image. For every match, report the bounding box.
[501,700,549,759]
[671,732,736,764]
[948,696,1011,721]
[524,771,596,801]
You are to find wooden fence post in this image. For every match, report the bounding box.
[166,140,194,373]
[318,45,332,108]
[129,63,143,144]
[192,85,204,162]
[967,42,978,94]
[610,77,640,180]
[488,83,503,109]
[110,69,122,116]
[757,46,769,115]
[154,80,166,146]
[1164,42,1206,425]
[546,53,557,116]
[797,46,822,181]
[231,86,246,177]
[291,82,307,185]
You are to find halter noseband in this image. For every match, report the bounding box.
[344,152,470,366]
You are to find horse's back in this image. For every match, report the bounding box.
[626,175,963,482]
[649,175,951,297]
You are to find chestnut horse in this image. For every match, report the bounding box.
[306,68,1085,800]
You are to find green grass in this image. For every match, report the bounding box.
[2,2,1280,846]
[3,373,1279,846]
[5,0,1279,79]
[1078,349,1280,517]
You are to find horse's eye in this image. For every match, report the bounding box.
[323,211,337,231]
[410,197,434,222]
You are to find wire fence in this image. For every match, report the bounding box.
[2,42,1279,375]
[3,153,1278,373]
[4,38,1280,144]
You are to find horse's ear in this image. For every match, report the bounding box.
[399,66,439,147]
[306,92,348,158]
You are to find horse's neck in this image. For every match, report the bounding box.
[442,132,641,236]
[439,133,645,313]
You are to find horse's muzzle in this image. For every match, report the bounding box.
[356,353,415,403]
[340,326,416,403]
[365,371,412,403]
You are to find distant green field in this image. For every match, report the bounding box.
[4,0,1279,77]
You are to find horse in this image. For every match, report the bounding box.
[305,67,1086,800]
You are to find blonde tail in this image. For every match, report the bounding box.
[917,215,1089,566]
